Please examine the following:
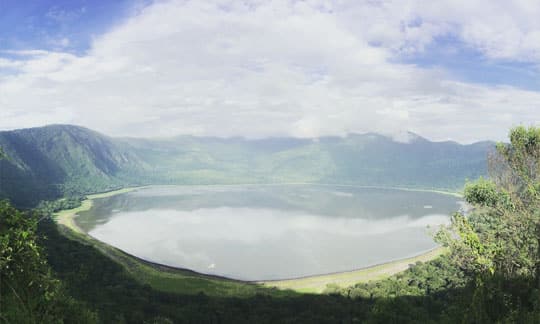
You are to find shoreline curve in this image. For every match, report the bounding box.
[53,184,452,293]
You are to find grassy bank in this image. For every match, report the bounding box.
[56,223,284,297]
[261,248,447,293]
[53,185,450,295]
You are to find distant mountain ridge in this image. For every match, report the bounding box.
[0,124,492,207]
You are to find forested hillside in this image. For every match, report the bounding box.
[0,125,149,207]
[0,125,490,207]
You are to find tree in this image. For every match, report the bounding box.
[0,200,97,323]
[435,126,540,321]
[437,126,540,279]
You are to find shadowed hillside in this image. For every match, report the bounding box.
[0,125,149,207]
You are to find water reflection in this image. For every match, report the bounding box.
[76,185,461,280]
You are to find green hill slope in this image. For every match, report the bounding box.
[0,125,148,206]
[0,125,492,207]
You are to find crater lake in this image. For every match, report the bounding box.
[75,185,462,280]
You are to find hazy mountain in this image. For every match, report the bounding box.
[0,125,492,207]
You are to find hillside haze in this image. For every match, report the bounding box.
[0,125,491,207]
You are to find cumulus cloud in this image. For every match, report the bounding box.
[1,0,540,142]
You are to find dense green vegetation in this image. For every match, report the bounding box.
[433,126,540,322]
[0,201,97,323]
[0,125,489,207]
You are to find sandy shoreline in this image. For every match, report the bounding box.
[54,187,141,234]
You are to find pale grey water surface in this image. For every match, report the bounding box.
[75,185,461,280]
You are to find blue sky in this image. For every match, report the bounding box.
[1,0,539,143]
[399,35,540,91]
[0,0,138,54]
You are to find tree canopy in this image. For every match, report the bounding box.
[0,201,96,323]
[435,126,540,321]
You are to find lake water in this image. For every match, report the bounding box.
[75,185,462,281]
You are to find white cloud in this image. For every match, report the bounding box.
[0,58,23,69]
[0,50,50,57]
[1,0,540,143]
[336,0,540,61]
